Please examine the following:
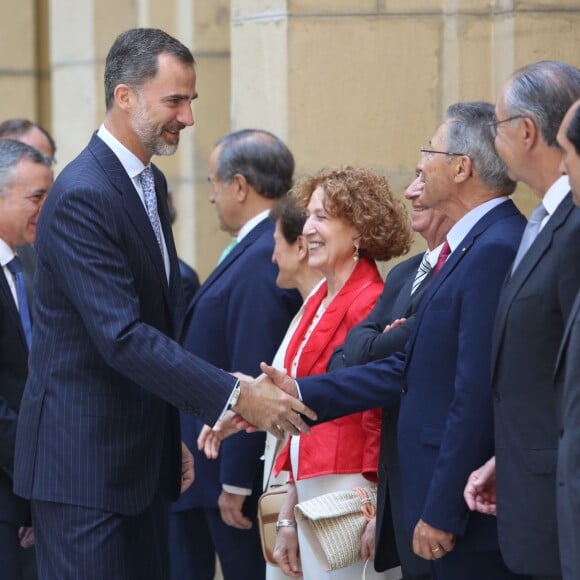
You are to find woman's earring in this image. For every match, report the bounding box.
[353,244,360,262]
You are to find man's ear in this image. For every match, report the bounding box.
[114,84,135,112]
[232,173,249,202]
[521,116,539,150]
[453,154,473,184]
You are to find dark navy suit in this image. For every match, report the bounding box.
[13,134,237,579]
[298,200,526,580]
[0,255,33,580]
[328,252,432,579]
[172,219,300,580]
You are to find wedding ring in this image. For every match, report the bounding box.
[431,546,441,553]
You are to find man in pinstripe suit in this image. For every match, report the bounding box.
[12,28,313,580]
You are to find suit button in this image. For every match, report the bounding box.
[401,383,407,394]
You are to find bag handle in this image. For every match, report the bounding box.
[353,487,376,521]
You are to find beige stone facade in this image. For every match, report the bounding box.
[1,0,579,281]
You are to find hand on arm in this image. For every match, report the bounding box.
[383,317,406,333]
[463,456,497,515]
[412,518,455,560]
[273,483,302,578]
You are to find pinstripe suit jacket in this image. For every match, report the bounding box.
[13,133,236,515]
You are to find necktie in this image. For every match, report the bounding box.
[139,166,164,253]
[511,202,548,274]
[218,240,238,264]
[6,256,32,349]
[433,240,451,277]
[411,251,432,295]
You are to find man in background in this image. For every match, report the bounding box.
[172,129,301,580]
[0,139,52,580]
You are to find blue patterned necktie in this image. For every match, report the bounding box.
[6,256,32,349]
[411,251,432,295]
[139,166,164,253]
[511,202,548,274]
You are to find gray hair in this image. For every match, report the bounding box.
[104,28,194,111]
[0,138,51,195]
[504,61,580,148]
[445,102,516,196]
[214,129,294,199]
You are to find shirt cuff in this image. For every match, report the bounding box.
[216,378,240,424]
[222,484,252,496]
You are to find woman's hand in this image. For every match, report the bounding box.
[360,515,376,562]
[274,483,302,577]
[274,526,302,578]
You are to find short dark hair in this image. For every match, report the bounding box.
[104,28,195,111]
[505,61,580,148]
[0,118,56,159]
[567,104,580,155]
[0,138,51,195]
[269,197,306,244]
[214,129,294,199]
[445,102,516,196]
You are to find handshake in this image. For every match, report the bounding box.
[198,363,317,459]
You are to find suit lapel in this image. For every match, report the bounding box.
[0,270,28,350]
[555,289,580,375]
[88,135,172,306]
[491,193,574,373]
[189,219,272,313]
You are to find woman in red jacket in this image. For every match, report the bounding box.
[273,167,411,579]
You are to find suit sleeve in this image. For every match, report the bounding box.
[220,247,297,489]
[421,240,516,534]
[0,398,18,477]
[47,186,235,426]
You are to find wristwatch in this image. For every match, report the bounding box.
[227,380,241,410]
[276,519,297,532]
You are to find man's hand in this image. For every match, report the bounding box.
[464,455,497,515]
[383,317,406,333]
[18,527,34,548]
[218,491,252,530]
[412,518,455,560]
[180,441,195,493]
[234,364,316,438]
[360,516,377,562]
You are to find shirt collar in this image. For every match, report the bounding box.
[237,209,271,242]
[0,238,15,268]
[447,196,509,252]
[97,125,147,178]
[542,175,570,216]
[426,242,445,268]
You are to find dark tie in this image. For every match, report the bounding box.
[411,251,432,295]
[433,240,451,277]
[139,166,164,253]
[6,256,32,349]
[511,202,548,274]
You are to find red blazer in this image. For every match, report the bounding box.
[275,258,384,481]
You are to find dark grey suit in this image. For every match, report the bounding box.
[491,191,580,576]
[555,289,580,580]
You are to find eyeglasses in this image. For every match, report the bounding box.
[489,115,526,138]
[420,148,468,159]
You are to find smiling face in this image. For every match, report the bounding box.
[416,123,456,211]
[302,186,359,279]
[128,52,197,160]
[557,101,580,206]
[0,159,52,248]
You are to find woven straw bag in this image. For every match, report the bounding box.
[294,485,377,571]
